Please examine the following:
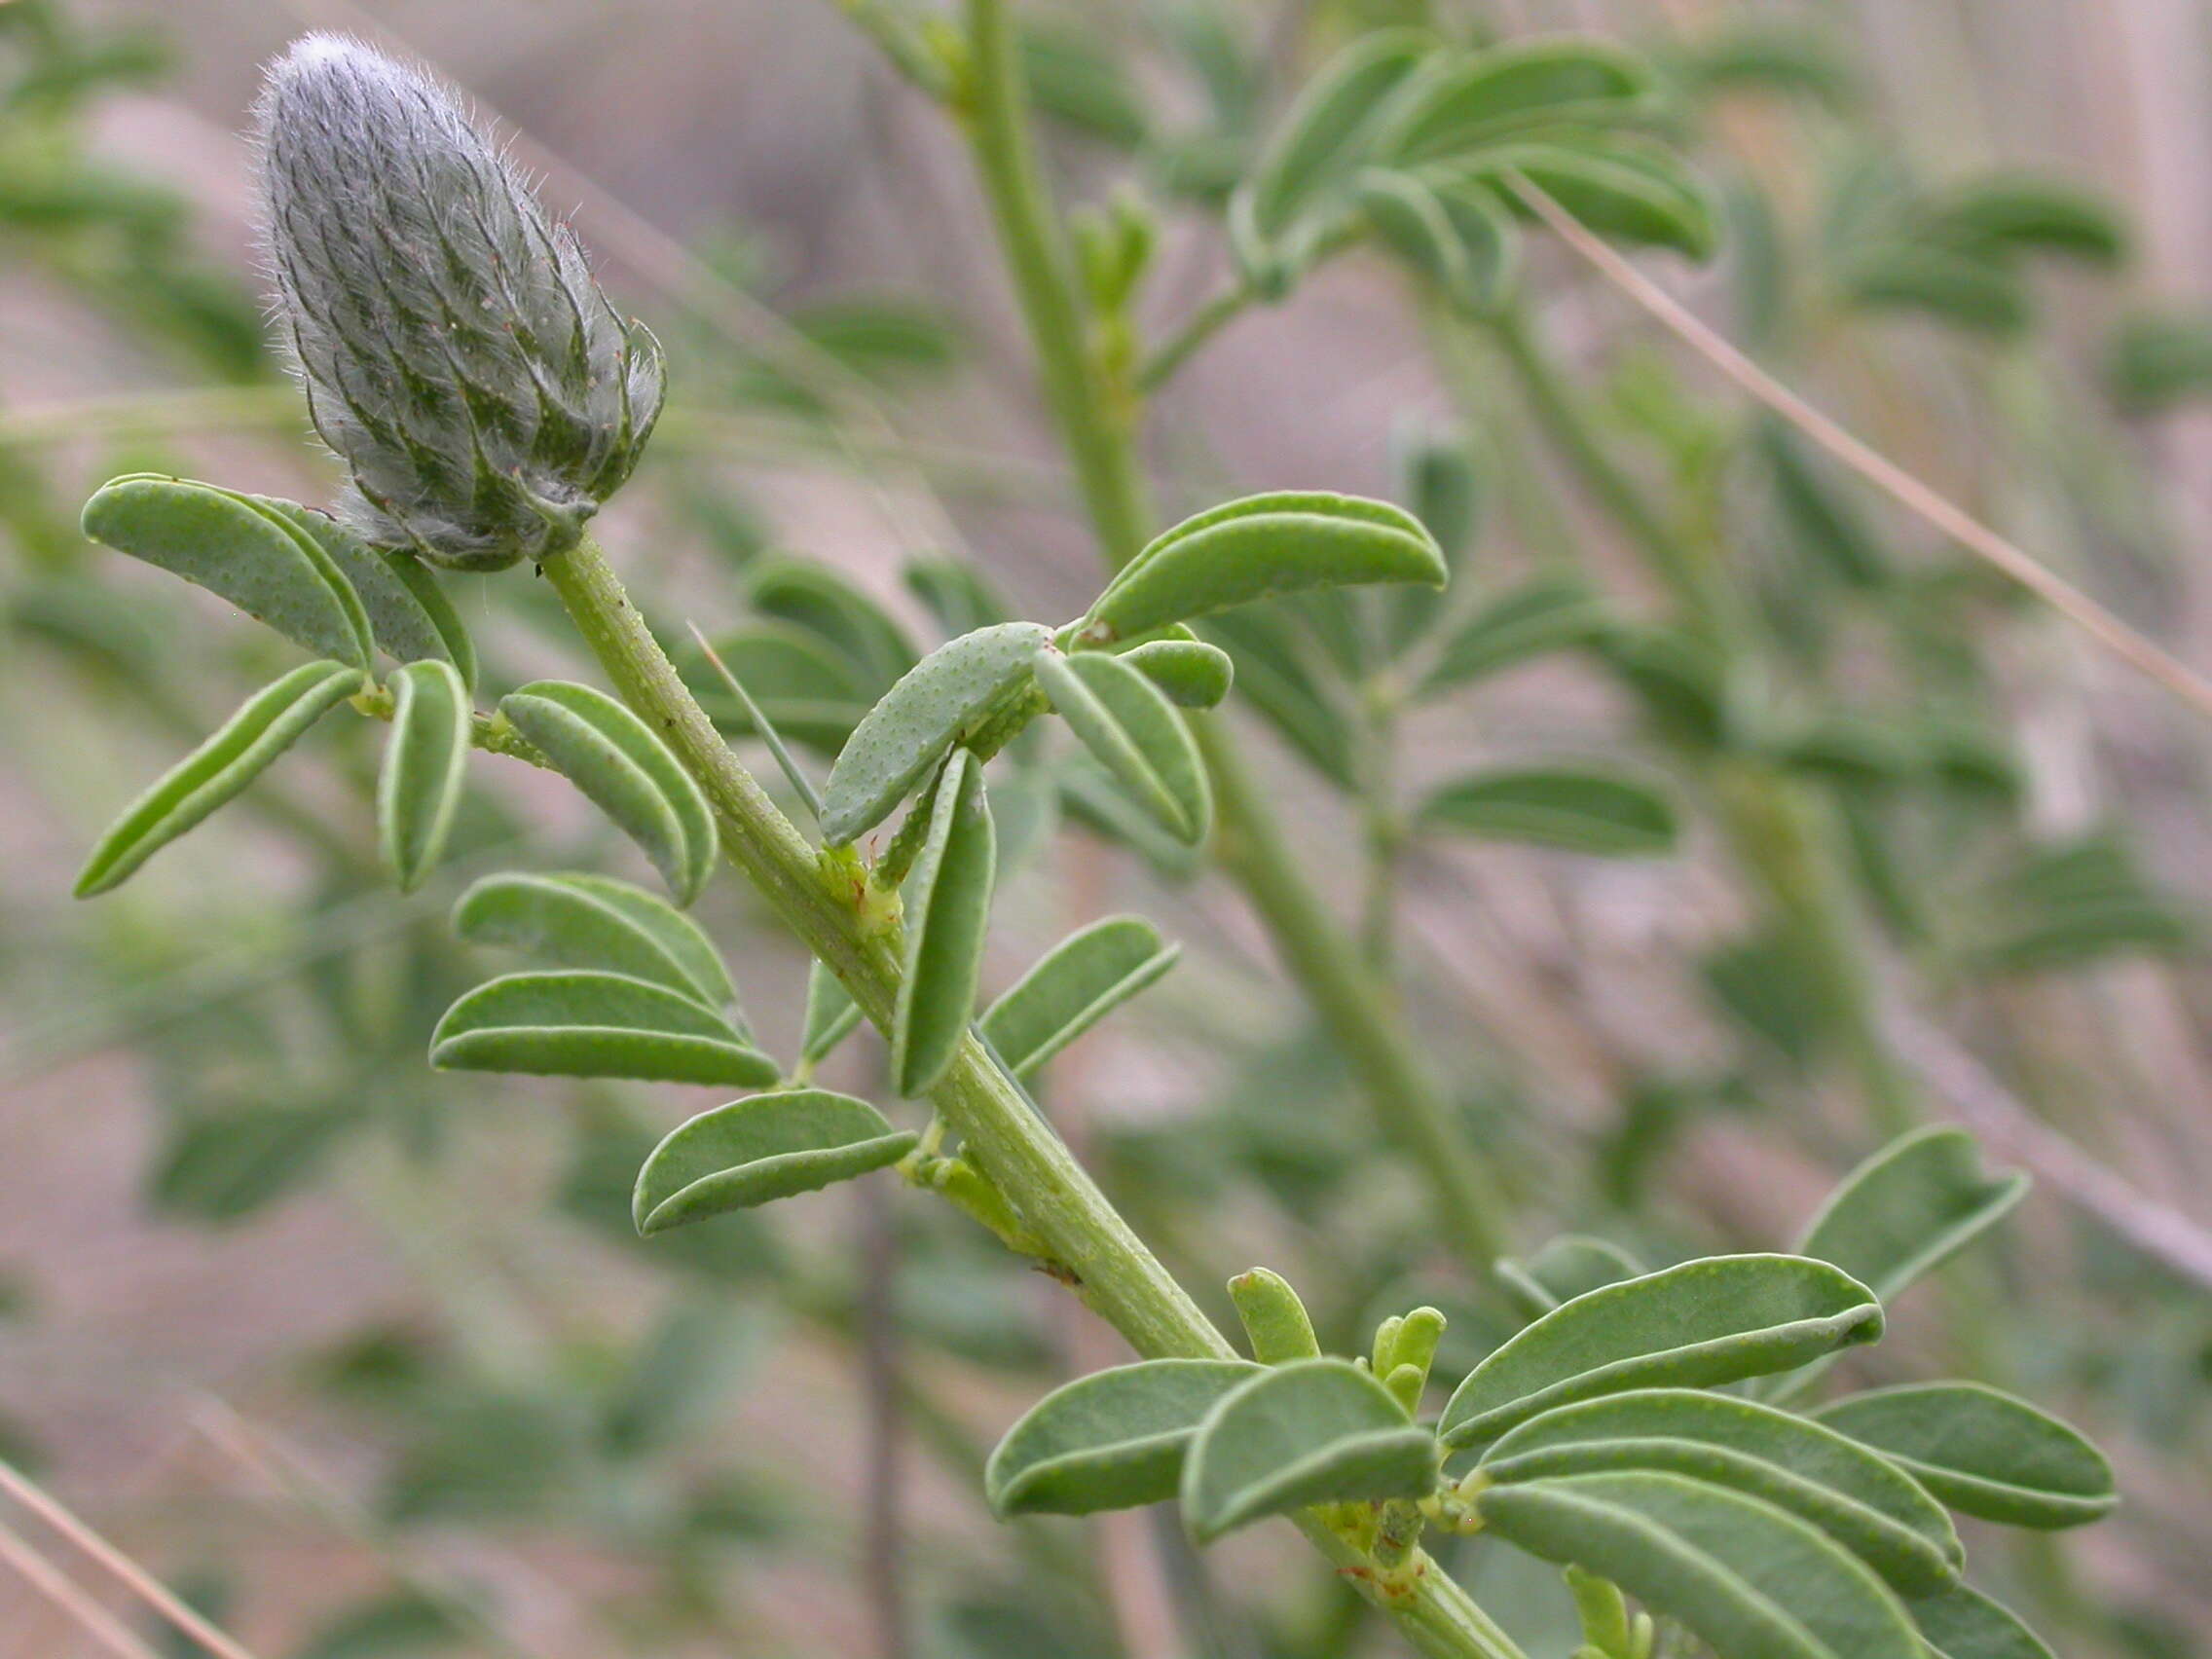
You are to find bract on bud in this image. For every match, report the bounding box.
[255,34,663,571]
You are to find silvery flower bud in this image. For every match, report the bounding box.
[255,35,663,571]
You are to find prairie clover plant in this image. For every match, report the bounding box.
[66,26,2121,1659]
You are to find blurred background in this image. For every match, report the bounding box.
[5,0,2212,1654]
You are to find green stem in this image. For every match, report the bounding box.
[956,0,1514,1270]
[1138,281,1256,392]
[537,534,1528,1659]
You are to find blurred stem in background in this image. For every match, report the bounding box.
[950,0,1515,1270]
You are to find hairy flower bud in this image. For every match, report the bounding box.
[255,35,663,571]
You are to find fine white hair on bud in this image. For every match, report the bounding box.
[254,34,664,571]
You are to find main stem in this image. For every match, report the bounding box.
[539,535,1528,1659]
[957,0,1512,1267]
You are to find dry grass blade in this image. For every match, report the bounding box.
[0,1518,166,1659]
[1508,175,2212,723]
[0,1459,261,1659]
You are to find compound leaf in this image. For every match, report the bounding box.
[632,1088,915,1234]
[377,659,470,892]
[430,971,777,1088]
[1085,493,1446,641]
[1476,1470,1922,1659]
[75,658,362,897]
[819,622,1051,845]
[1035,649,1210,845]
[986,1359,1260,1518]
[499,680,719,905]
[1812,1384,2116,1530]
[892,749,996,1096]
[1181,1359,1437,1541]
[981,914,1181,1078]
[1418,766,1677,856]
[1440,1255,1884,1448]
[1478,1389,1962,1594]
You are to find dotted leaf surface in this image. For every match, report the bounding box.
[430,971,777,1088]
[1812,1384,2116,1530]
[985,1360,1260,1518]
[453,872,737,1014]
[632,1088,915,1234]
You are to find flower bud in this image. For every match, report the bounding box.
[255,34,663,571]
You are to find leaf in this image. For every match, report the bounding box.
[801,959,866,1066]
[377,659,470,892]
[1181,1359,1437,1541]
[81,474,371,668]
[1812,1383,2116,1530]
[1478,1389,1962,1594]
[1474,137,1719,260]
[1909,1584,2053,1659]
[748,559,916,690]
[1922,175,2127,266]
[1496,1235,1645,1320]
[149,1104,348,1223]
[1432,178,1521,313]
[632,1088,916,1234]
[257,498,477,686]
[1760,420,1889,589]
[452,872,737,1013]
[1382,35,1658,163]
[891,749,996,1096]
[1201,609,1360,787]
[1419,573,1611,693]
[1476,1470,1923,1659]
[1792,1127,2027,1307]
[1231,30,1434,283]
[75,659,362,897]
[498,681,719,905]
[1121,639,1235,708]
[985,1359,1260,1517]
[686,625,877,752]
[819,622,1052,845]
[981,914,1181,1078]
[1360,166,1475,292]
[1035,649,1211,845]
[1841,242,2027,335]
[1085,493,1447,641]
[2105,308,2212,413]
[430,971,779,1088]
[1418,766,1677,856]
[903,556,1006,637]
[1439,1255,1884,1448]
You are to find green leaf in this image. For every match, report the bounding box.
[1909,1584,2053,1659]
[1036,649,1211,845]
[1432,178,1521,313]
[452,872,737,1013]
[1361,166,1475,291]
[1121,638,1235,708]
[1922,175,2127,266]
[687,625,877,752]
[430,971,778,1088]
[1439,1255,1883,1448]
[981,914,1181,1078]
[1793,1127,2027,1307]
[1232,30,1434,284]
[1085,493,1447,641]
[985,1359,1260,1518]
[632,1088,916,1234]
[1201,609,1360,787]
[749,559,916,689]
[82,475,372,669]
[1418,766,1677,856]
[2105,308,2212,413]
[257,498,477,686]
[149,1104,349,1223]
[904,556,1007,637]
[1476,1470,1922,1659]
[1760,420,1889,589]
[1181,1359,1436,1541]
[801,959,866,1066]
[1473,137,1719,260]
[892,749,996,1096]
[1478,1389,1962,1594]
[1496,1235,1646,1320]
[1840,242,2027,335]
[75,659,362,897]
[1382,36,1658,163]
[1812,1383,2117,1530]
[377,659,470,893]
[819,622,1052,845]
[498,681,719,905]
[1419,573,1610,693]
